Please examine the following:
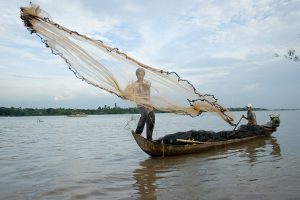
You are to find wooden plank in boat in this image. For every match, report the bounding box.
[176,139,205,144]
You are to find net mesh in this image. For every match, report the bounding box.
[20,4,234,125]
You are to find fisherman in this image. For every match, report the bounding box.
[131,68,155,140]
[242,103,257,125]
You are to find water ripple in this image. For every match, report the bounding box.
[1,112,300,199]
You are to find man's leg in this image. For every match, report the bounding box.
[135,107,147,134]
[146,111,155,140]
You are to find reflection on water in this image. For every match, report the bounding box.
[133,159,158,200]
[133,136,281,200]
[244,136,281,165]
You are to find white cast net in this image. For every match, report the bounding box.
[20,4,234,125]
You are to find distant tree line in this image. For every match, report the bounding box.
[0,105,274,117]
[0,105,139,116]
[228,107,268,111]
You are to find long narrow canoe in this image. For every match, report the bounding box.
[132,114,280,157]
[132,131,272,157]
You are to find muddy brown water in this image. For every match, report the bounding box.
[0,111,299,199]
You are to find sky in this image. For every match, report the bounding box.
[0,0,299,110]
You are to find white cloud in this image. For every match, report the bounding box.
[176,0,300,62]
[0,0,299,109]
[34,0,121,36]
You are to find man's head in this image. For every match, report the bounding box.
[246,103,253,110]
[136,68,145,82]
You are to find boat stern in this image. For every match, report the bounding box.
[270,113,280,127]
[262,113,280,132]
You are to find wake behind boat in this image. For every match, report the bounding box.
[132,113,280,157]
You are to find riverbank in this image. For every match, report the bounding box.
[0,106,297,117]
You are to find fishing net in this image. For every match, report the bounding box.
[157,125,266,145]
[20,4,234,125]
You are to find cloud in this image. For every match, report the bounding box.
[0,0,299,109]
[32,0,122,39]
[175,0,300,61]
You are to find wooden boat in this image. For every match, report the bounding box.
[132,113,280,157]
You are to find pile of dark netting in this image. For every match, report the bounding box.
[156,125,267,145]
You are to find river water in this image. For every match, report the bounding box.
[0,111,299,200]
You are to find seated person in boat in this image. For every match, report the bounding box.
[242,103,257,125]
[124,68,155,140]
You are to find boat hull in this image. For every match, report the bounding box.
[132,130,274,157]
[132,114,280,157]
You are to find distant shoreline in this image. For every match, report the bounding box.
[0,106,298,117]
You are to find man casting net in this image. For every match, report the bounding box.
[20,4,234,125]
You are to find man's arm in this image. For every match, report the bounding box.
[143,80,151,88]
[122,83,134,99]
